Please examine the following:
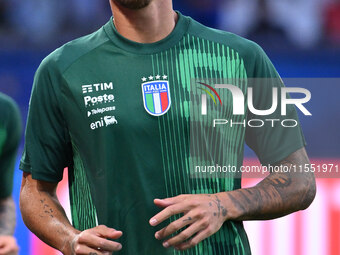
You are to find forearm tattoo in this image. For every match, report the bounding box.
[39,198,54,218]
[206,194,228,218]
[0,197,16,235]
[213,195,227,217]
[227,148,316,220]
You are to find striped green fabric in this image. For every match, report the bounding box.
[150,34,250,255]
[69,142,98,231]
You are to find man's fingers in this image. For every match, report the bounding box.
[0,244,18,255]
[153,199,169,208]
[154,195,189,208]
[0,246,10,254]
[163,221,203,248]
[0,240,5,247]
[71,225,122,254]
[153,198,175,208]
[175,228,212,251]
[0,237,18,255]
[73,243,114,255]
[92,225,123,239]
[150,204,186,226]
[77,232,122,251]
[155,215,193,240]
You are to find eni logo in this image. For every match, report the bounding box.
[90,116,118,130]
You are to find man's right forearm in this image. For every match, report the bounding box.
[20,173,79,255]
[0,196,16,236]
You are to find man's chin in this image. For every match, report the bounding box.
[113,0,152,10]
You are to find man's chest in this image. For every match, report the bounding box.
[60,52,246,144]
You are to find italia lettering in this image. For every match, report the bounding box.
[144,83,166,92]
[84,94,114,106]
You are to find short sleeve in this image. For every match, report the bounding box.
[0,96,22,199]
[19,57,72,182]
[245,44,306,165]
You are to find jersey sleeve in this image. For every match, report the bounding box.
[0,98,22,199]
[244,43,306,165]
[19,57,72,182]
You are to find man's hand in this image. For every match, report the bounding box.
[0,236,19,255]
[149,194,227,251]
[68,225,122,255]
[20,173,123,255]
[150,148,316,251]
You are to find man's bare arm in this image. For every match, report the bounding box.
[223,147,316,220]
[0,196,16,236]
[150,148,316,250]
[20,173,79,254]
[20,173,123,255]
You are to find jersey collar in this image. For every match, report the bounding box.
[104,11,190,55]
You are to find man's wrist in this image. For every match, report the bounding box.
[60,230,80,255]
[218,191,245,222]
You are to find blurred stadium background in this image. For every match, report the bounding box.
[0,0,339,254]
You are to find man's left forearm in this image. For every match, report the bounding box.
[149,148,317,251]
[220,147,316,221]
[0,196,16,236]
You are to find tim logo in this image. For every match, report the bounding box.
[82,82,113,94]
[90,116,118,130]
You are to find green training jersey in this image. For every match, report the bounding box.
[20,12,305,255]
[0,92,21,199]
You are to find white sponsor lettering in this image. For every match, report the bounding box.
[90,116,118,130]
[84,94,114,107]
[82,85,93,93]
[87,106,116,117]
[82,82,113,94]
[144,83,167,92]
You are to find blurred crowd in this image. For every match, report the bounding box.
[0,0,111,48]
[218,0,340,49]
[0,0,339,49]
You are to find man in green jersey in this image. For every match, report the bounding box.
[0,93,21,255]
[19,0,316,254]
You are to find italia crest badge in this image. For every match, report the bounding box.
[141,75,171,116]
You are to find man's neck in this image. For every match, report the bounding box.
[110,0,177,43]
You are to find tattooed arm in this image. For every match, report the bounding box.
[0,197,16,236]
[150,147,316,250]
[20,173,123,255]
[0,196,19,255]
[223,147,316,220]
